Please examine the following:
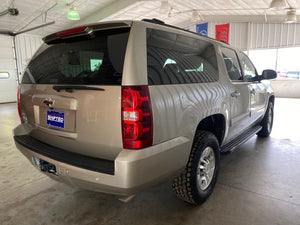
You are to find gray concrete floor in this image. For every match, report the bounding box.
[1,98,300,225]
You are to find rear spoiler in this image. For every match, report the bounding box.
[43,22,132,44]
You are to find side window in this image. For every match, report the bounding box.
[221,47,242,81]
[239,52,257,81]
[146,28,219,85]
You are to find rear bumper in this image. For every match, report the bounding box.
[14,126,190,196]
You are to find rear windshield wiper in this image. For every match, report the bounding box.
[53,85,105,93]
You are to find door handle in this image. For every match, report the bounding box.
[231,90,240,98]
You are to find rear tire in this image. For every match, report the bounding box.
[172,131,220,205]
[257,101,274,137]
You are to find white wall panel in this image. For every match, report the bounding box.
[0,35,17,103]
[15,34,43,78]
[230,23,248,50]
[250,23,300,49]
[187,22,300,51]
[267,24,276,48]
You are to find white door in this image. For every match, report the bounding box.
[0,35,18,103]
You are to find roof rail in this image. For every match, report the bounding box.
[141,18,229,45]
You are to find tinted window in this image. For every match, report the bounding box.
[221,47,242,81]
[146,28,219,85]
[22,29,130,85]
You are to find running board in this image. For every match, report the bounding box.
[221,125,262,153]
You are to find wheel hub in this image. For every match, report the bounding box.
[197,147,215,191]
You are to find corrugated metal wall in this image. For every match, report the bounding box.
[187,22,300,51]
[250,23,300,49]
[15,34,43,78]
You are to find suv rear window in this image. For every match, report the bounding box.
[147,28,219,85]
[22,28,130,85]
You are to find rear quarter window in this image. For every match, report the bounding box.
[146,28,219,85]
[22,28,130,85]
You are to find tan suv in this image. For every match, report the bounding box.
[14,19,277,205]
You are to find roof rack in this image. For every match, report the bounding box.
[141,18,229,45]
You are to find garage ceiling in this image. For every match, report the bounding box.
[0,0,300,37]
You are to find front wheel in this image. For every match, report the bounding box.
[257,101,274,137]
[172,131,220,205]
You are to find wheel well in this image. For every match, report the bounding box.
[196,114,225,145]
[269,95,275,104]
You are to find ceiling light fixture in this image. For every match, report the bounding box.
[284,9,297,23]
[159,1,171,14]
[67,6,80,20]
[269,0,288,10]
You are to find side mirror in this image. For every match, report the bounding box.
[261,69,277,80]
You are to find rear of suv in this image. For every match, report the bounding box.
[14,19,276,205]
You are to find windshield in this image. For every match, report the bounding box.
[22,28,130,85]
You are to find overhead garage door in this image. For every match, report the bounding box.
[0,35,17,103]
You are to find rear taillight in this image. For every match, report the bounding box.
[122,86,153,149]
[17,84,24,124]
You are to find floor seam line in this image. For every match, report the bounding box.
[218,182,300,206]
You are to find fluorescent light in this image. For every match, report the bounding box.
[269,0,288,10]
[67,6,80,20]
[284,10,297,23]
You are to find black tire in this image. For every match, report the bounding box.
[172,131,220,205]
[257,101,274,137]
